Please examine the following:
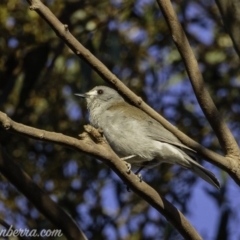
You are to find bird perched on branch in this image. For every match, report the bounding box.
[75,86,220,189]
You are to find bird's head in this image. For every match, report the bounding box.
[75,86,124,111]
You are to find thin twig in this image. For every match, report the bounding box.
[216,0,240,59]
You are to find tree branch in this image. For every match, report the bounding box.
[0,111,202,240]
[155,0,239,158]
[216,0,240,59]
[0,146,87,240]
[24,0,231,172]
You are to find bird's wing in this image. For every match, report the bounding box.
[144,115,196,153]
[107,102,196,153]
[146,122,196,153]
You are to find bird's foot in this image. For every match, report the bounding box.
[121,155,136,174]
[125,162,131,174]
[136,173,143,182]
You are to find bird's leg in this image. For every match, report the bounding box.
[135,166,144,175]
[121,155,136,161]
[134,166,145,182]
[134,161,153,182]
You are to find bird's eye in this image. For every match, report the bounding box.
[97,89,103,95]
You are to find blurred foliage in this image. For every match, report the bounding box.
[0,0,240,239]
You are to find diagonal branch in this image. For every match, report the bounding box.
[155,0,239,158]
[24,0,231,171]
[0,146,87,240]
[0,111,202,240]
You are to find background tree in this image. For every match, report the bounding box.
[0,0,240,239]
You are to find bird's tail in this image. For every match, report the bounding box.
[187,157,220,189]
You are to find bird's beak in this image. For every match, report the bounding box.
[74,93,86,98]
[75,90,98,98]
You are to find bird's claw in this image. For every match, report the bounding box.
[137,173,142,182]
[121,155,135,174]
[125,163,131,174]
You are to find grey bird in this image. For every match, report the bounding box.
[75,86,220,189]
